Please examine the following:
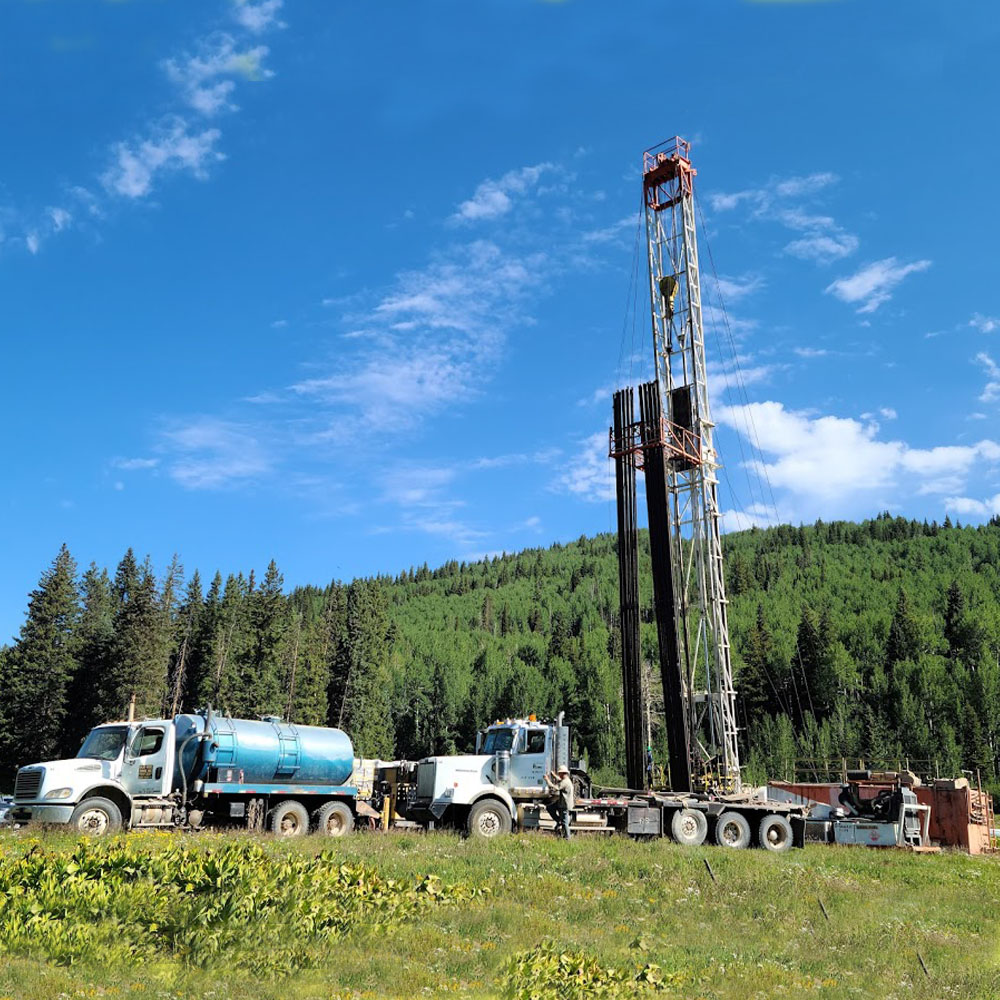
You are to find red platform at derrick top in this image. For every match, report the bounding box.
[643,136,696,212]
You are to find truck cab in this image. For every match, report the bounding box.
[12,717,198,833]
[399,713,580,838]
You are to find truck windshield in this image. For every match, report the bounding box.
[78,726,128,761]
[482,728,515,753]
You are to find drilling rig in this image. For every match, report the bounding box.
[611,137,741,795]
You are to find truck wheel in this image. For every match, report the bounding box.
[714,811,751,849]
[758,814,794,853]
[69,797,122,836]
[315,801,354,837]
[466,799,512,839]
[270,800,309,837]
[670,808,708,846]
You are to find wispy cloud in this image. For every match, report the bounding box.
[291,239,546,434]
[18,0,284,250]
[970,313,999,334]
[102,119,224,199]
[825,257,931,313]
[163,34,274,116]
[451,163,555,223]
[232,0,285,33]
[976,352,1000,403]
[551,431,612,503]
[715,274,764,301]
[710,171,858,265]
[160,418,273,489]
[111,456,160,471]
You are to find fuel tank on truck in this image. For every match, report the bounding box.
[174,714,355,787]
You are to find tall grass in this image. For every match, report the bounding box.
[0,830,996,999]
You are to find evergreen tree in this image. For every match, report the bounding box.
[339,580,395,758]
[0,546,80,781]
[236,560,288,717]
[64,563,115,752]
[104,554,168,720]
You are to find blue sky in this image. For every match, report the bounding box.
[3,0,999,641]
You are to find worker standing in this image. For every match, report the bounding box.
[543,766,575,839]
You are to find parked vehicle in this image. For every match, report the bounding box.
[11,708,363,836]
[379,714,804,851]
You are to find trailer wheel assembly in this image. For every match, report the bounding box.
[670,808,708,846]
[714,811,752,849]
[314,801,354,837]
[270,800,309,837]
[466,799,512,839]
[758,814,793,853]
[69,797,122,836]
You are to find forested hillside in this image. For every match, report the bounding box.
[2,513,999,790]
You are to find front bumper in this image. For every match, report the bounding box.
[10,803,75,825]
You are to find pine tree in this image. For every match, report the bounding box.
[886,589,922,667]
[103,552,169,720]
[340,580,395,758]
[64,563,115,752]
[237,560,288,718]
[166,571,203,717]
[0,546,80,781]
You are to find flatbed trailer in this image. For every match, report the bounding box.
[520,790,805,851]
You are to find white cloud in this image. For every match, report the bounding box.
[976,352,1000,403]
[232,0,285,34]
[582,214,639,245]
[717,401,1000,515]
[793,347,829,358]
[161,418,272,489]
[970,313,999,334]
[551,431,612,503]
[102,119,224,199]
[879,407,898,420]
[111,456,160,470]
[715,274,764,301]
[292,240,545,433]
[784,232,859,264]
[825,257,932,313]
[707,359,776,399]
[25,233,40,254]
[164,35,273,117]
[47,207,71,232]
[452,163,555,223]
[709,171,858,267]
[773,173,838,198]
[944,494,1000,518]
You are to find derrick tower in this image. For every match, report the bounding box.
[611,137,741,793]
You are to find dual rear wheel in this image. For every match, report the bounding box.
[268,799,355,837]
[670,808,793,852]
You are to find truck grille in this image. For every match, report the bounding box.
[14,767,44,801]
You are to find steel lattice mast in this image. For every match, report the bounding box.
[642,137,741,792]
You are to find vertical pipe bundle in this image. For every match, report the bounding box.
[639,381,692,792]
[613,388,646,791]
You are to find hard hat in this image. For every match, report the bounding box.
[557,766,570,775]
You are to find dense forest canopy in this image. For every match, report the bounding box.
[2,512,999,792]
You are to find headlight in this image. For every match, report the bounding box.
[44,788,73,800]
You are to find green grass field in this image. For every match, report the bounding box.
[0,830,996,1000]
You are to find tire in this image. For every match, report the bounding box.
[571,771,591,801]
[314,801,354,837]
[758,813,794,853]
[269,800,309,837]
[466,799,512,839]
[714,811,752,849]
[69,797,123,836]
[670,808,708,846]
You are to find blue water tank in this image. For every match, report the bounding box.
[175,714,355,787]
